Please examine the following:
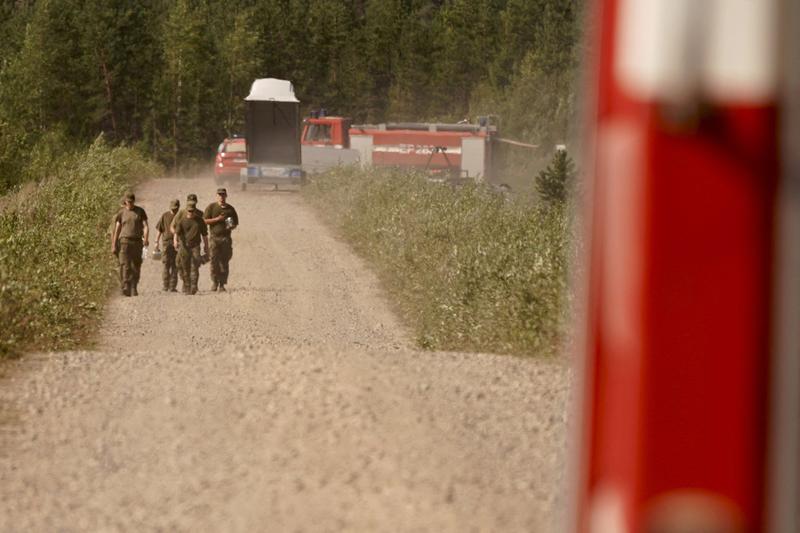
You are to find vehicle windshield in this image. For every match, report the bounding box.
[305,124,331,142]
[225,141,246,153]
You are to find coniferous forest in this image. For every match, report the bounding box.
[0,0,582,192]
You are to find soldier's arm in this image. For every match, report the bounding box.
[154,215,163,245]
[204,206,224,225]
[173,224,181,249]
[202,205,214,225]
[231,206,239,228]
[111,220,121,253]
[143,219,150,247]
[169,210,180,233]
[155,215,165,243]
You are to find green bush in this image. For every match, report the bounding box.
[0,138,159,356]
[535,148,575,204]
[304,167,573,356]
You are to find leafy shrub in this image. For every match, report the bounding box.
[536,148,575,204]
[0,137,159,356]
[304,167,573,356]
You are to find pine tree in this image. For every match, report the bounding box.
[78,0,162,142]
[536,148,575,204]
[4,0,91,137]
[295,0,366,116]
[157,0,216,168]
[387,1,437,119]
[490,0,543,88]
[219,9,264,136]
[429,0,498,119]
[362,0,402,121]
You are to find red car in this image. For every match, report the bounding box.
[214,137,247,182]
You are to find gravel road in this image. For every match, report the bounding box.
[0,177,571,532]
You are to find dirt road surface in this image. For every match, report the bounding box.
[0,177,571,532]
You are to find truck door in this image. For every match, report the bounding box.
[246,101,300,165]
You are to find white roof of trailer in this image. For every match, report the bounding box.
[245,78,300,103]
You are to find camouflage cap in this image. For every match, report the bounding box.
[216,187,227,195]
[170,199,180,209]
[187,193,198,202]
[186,199,197,210]
[124,191,135,202]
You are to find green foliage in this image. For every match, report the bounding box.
[219,9,264,136]
[536,149,575,204]
[429,0,499,118]
[473,0,582,147]
[304,167,573,356]
[77,1,162,143]
[156,0,216,169]
[361,0,403,121]
[0,138,159,357]
[386,3,438,119]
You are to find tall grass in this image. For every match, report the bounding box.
[304,167,573,356]
[0,138,159,356]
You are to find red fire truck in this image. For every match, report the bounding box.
[300,116,498,182]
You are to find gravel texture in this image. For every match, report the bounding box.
[0,177,571,532]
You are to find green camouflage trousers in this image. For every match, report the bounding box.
[118,238,143,290]
[175,242,186,286]
[178,245,201,293]
[160,242,178,290]
[210,236,233,286]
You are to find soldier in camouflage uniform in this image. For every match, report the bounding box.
[111,191,149,296]
[154,199,180,292]
[109,197,125,289]
[173,199,208,295]
[170,193,199,288]
[203,187,239,292]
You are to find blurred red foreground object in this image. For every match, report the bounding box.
[571,0,800,531]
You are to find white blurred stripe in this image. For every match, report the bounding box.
[703,0,779,102]
[372,146,462,155]
[615,0,779,103]
[615,0,699,101]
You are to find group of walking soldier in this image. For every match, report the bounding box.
[111,188,239,296]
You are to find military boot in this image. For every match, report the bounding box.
[131,284,138,296]
[122,283,131,297]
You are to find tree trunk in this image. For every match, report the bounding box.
[99,56,118,138]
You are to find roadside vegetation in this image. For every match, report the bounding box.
[304,158,575,357]
[0,139,159,357]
